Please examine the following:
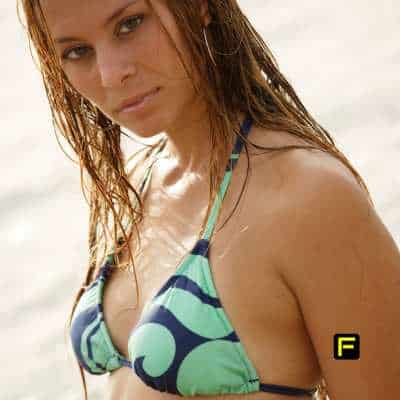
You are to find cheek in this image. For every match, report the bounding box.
[63,65,104,104]
[145,10,193,84]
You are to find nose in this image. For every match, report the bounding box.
[96,47,136,88]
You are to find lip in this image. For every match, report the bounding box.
[117,87,161,114]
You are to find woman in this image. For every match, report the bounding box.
[18,0,400,399]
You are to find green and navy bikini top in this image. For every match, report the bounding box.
[70,114,319,397]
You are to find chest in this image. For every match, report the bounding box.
[101,160,322,396]
[102,206,294,354]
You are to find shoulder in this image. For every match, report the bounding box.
[254,132,400,397]
[251,130,377,281]
[248,123,371,207]
[264,144,376,279]
[248,126,377,283]
[246,125,370,219]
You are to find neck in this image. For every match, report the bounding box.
[158,109,246,190]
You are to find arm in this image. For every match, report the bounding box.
[276,156,400,399]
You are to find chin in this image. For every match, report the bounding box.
[120,118,165,140]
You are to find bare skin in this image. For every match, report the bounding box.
[102,125,327,400]
[39,0,327,397]
[37,0,400,396]
[41,0,217,174]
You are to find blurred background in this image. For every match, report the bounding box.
[1,0,399,399]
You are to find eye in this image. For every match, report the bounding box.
[60,15,144,62]
[116,14,144,36]
[62,46,91,61]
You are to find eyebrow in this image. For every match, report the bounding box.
[54,0,139,44]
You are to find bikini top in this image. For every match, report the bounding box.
[70,114,319,397]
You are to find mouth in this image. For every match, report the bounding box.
[117,87,161,114]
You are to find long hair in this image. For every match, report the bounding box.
[17,1,372,398]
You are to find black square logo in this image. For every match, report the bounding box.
[334,334,360,360]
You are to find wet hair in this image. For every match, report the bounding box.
[18,1,371,398]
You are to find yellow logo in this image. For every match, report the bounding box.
[334,334,359,360]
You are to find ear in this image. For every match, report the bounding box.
[198,0,211,27]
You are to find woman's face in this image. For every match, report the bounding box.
[40,0,208,137]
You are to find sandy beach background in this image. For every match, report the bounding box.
[1,0,399,399]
